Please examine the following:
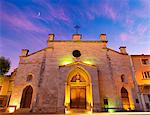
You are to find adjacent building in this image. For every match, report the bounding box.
[0,69,16,110]
[131,55,150,111]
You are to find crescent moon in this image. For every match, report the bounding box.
[37,12,41,17]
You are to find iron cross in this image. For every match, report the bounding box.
[74,25,80,34]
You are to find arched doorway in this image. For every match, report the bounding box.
[121,87,130,110]
[65,67,92,110]
[20,85,33,108]
[70,73,86,109]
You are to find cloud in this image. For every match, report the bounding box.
[2,13,46,32]
[84,2,118,21]
[119,33,129,41]
[33,0,72,25]
[102,3,117,21]
[0,2,49,33]
[125,17,134,25]
[137,24,149,35]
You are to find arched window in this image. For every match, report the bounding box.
[121,87,130,110]
[121,74,125,82]
[26,74,33,82]
[20,85,33,108]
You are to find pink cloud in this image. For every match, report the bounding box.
[1,13,48,32]
[87,2,118,21]
[131,9,150,18]
[34,0,72,24]
[137,24,149,35]
[86,11,95,20]
[103,3,117,21]
[126,18,134,25]
[119,33,129,41]
[130,0,150,19]
[0,3,49,33]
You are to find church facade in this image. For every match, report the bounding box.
[6,33,149,113]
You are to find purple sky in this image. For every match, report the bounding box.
[0,0,150,74]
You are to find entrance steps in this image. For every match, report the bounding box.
[67,109,90,114]
[15,108,31,113]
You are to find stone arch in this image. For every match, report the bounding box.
[66,66,91,83]
[121,87,130,110]
[65,66,92,111]
[20,85,33,108]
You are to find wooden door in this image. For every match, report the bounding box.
[20,86,33,108]
[121,87,130,109]
[70,86,86,109]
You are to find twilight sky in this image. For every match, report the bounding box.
[0,0,150,74]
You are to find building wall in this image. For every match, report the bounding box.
[9,51,44,110]
[9,41,139,113]
[104,49,136,110]
[0,73,15,108]
[131,55,150,111]
[0,77,10,95]
[131,55,150,85]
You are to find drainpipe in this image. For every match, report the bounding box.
[129,56,143,110]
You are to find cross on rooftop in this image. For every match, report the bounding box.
[74,25,80,34]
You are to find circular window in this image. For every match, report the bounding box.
[72,50,81,57]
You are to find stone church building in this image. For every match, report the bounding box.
[7,33,149,113]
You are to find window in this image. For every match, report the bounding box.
[146,103,150,109]
[142,72,150,79]
[121,75,125,82]
[148,94,150,102]
[0,97,7,107]
[121,74,127,83]
[104,99,108,105]
[26,74,33,82]
[136,99,139,103]
[72,50,81,57]
[141,59,149,65]
[0,100,3,107]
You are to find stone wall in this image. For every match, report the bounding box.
[9,41,139,113]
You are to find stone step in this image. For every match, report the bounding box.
[15,108,31,113]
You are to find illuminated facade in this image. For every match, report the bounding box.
[5,33,149,113]
[0,70,16,111]
[131,55,150,111]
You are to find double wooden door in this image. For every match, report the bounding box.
[70,86,86,109]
